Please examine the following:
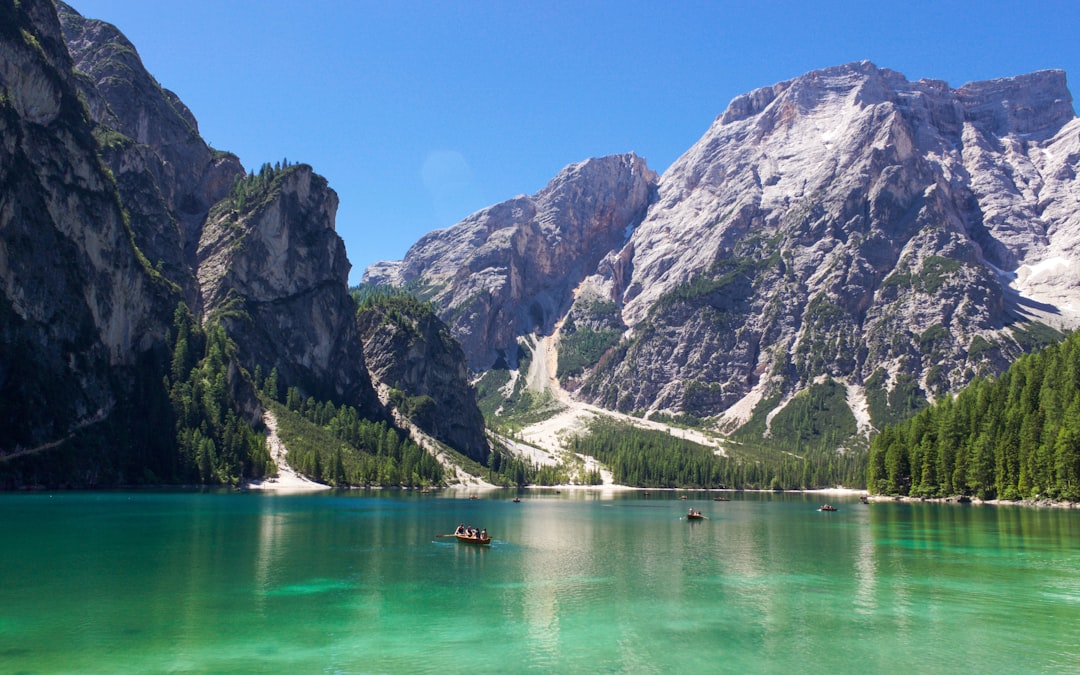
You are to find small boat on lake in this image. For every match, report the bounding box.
[451,524,491,545]
[686,509,706,520]
[455,533,491,545]
[819,504,838,512]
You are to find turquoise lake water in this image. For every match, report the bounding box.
[1,489,1078,673]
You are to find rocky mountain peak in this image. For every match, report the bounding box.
[718,61,908,125]
[582,63,1080,429]
[1,0,484,487]
[365,152,657,368]
[198,165,347,309]
[371,62,1080,449]
[957,69,1073,137]
[57,2,200,145]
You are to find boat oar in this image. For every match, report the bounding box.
[435,533,458,538]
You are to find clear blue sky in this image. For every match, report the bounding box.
[70,1,1079,285]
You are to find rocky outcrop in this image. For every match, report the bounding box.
[56,3,380,417]
[365,153,657,368]
[197,165,379,413]
[0,0,170,450]
[56,2,243,307]
[356,295,489,462]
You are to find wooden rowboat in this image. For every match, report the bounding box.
[687,512,705,520]
[455,533,491,545]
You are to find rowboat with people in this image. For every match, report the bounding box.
[456,532,491,545]
[445,523,491,545]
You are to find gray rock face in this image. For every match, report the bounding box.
[365,154,657,368]
[0,0,168,448]
[55,3,379,416]
[370,61,1080,437]
[56,2,243,307]
[198,166,379,412]
[587,62,1080,426]
[3,1,485,476]
[356,297,489,462]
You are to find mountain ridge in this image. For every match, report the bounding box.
[365,153,657,369]
[3,0,1077,489]
[368,60,1080,449]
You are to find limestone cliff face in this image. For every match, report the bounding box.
[582,62,1080,427]
[197,165,379,413]
[365,154,657,368]
[55,3,379,418]
[356,296,489,462]
[0,0,169,448]
[56,2,243,307]
[3,1,486,485]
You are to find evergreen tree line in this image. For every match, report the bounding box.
[351,284,433,314]
[557,326,621,379]
[228,159,296,212]
[868,330,1080,501]
[167,303,274,485]
[484,447,577,487]
[567,419,863,489]
[262,385,444,487]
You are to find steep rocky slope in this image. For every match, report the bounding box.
[369,62,1080,444]
[586,63,1079,430]
[0,0,171,454]
[59,3,386,421]
[197,164,381,413]
[356,294,489,462]
[57,2,242,308]
[1,0,488,485]
[365,154,657,368]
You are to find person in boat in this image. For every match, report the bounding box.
[688,507,695,516]
[479,528,487,540]
[455,524,466,535]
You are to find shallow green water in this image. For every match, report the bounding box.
[1,490,1078,673]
